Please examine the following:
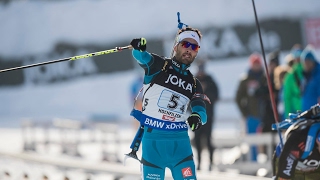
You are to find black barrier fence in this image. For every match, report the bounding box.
[198,18,302,59]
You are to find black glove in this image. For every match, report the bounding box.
[130,38,147,52]
[187,112,202,131]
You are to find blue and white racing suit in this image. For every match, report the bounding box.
[132,49,207,180]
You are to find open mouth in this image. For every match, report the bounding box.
[182,53,191,59]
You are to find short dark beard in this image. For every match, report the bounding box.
[174,51,193,65]
[174,56,183,64]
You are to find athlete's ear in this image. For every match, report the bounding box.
[174,44,178,52]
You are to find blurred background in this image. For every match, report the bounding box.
[0,0,320,179]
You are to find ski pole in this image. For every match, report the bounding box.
[124,125,144,163]
[251,0,284,147]
[0,45,132,73]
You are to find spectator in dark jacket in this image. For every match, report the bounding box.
[194,60,219,171]
[261,51,280,134]
[235,53,265,161]
[258,51,281,160]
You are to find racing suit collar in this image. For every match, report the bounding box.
[171,57,190,75]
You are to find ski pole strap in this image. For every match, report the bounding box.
[130,125,144,150]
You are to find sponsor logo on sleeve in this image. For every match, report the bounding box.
[146,173,161,180]
[302,159,320,167]
[182,167,193,178]
[283,156,294,176]
[297,159,320,171]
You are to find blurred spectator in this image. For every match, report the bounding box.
[260,51,280,134]
[3,171,10,180]
[23,173,29,180]
[300,47,320,111]
[283,44,304,118]
[235,53,265,161]
[291,44,303,63]
[274,66,289,92]
[258,51,281,160]
[193,59,219,171]
[274,65,289,119]
[284,53,296,69]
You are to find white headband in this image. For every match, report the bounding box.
[177,31,201,46]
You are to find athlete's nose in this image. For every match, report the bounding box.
[186,46,192,51]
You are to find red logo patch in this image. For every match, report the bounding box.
[298,142,305,151]
[182,167,193,178]
[162,115,175,121]
[291,150,300,158]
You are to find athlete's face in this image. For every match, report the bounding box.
[174,38,199,65]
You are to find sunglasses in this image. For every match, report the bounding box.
[180,41,200,52]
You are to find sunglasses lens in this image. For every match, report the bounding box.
[181,41,190,48]
[181,41,199,51]
[192,44,199,51]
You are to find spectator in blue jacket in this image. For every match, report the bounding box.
[301,48,320,111]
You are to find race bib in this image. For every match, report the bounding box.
[157,89,188,114]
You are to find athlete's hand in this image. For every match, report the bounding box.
[187,113,202,131]
[130,38,147,52]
